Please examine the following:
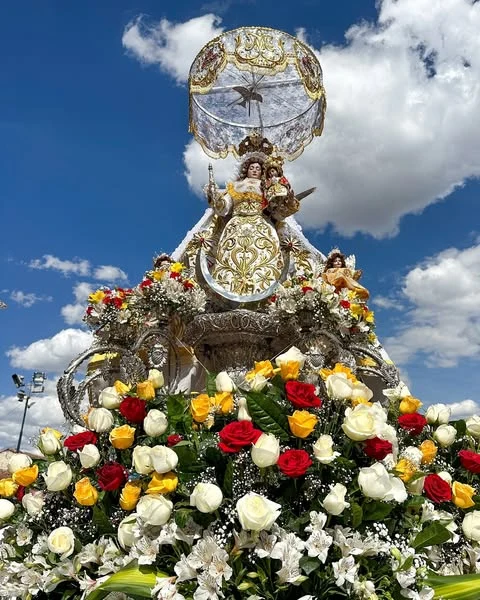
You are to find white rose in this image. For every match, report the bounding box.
[342,403,387,442]
[143,410,168,437]
[88,407,114,433]
[77,444,100,469]
[237,397,252,421]
[44,461,73,491]
[407,476,425,495]
[313,434,340,464]
[425,404,451,425]
[323,483,350,516]
[275,346,306,369]
[248,373,268,392]
[402,446,423,467]
[215,371,234,393]
[0,499,15,520]
[236,492,281,531]
[137,494,173,526]
[148,369,165,389]
[382,381,411,401]
[99,386,122,409]
[47,526,75,558]
[437,471,453,485]
[466,415,480,439]
[462,511,480,542]
[132,446,154,475]
[190,483,223,513]
[350,381,373,401]
[326,373,353,400]
[151,446,179,474]
[434,424,457,447]
[118,513,138,549]
[8,453,32,473]
[358,462,407,502]
[22,491,45,516]
[38,430,62,455]
[251,433,280,468]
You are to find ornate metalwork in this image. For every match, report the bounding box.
[234,28,287,70]
[189,39,226,93]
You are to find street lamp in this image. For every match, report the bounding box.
[11,371,46,452]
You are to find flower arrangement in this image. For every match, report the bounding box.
[84,286,136,334]
[268,274,375,342]
[2,349,480,599]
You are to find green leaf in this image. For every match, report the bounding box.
[175,508,193,528]
[223,458,234,496]
[412,522,451,550]
[206,372,217,397]
[166,395,187,422]
[86,560,165,599]
[350,502,363,528]
[299,556,321,576]
[92,505,115,535]
[173,441,198,470]
[246,391,290,440]
[426,572,480,599]
[362,501,393,521]
[454,419,466,437]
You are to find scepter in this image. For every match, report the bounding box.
[207,163,217,205]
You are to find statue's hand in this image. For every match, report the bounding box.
[213,192,232,217]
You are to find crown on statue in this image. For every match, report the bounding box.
[238,131,274,157]
[327,247,343,258]
[264,152,285,173]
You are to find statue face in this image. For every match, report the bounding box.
[247,162,262,179]
[267,167,279,178]
[332,256,343,268]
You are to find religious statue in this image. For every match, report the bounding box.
[202,142,300,300]
[322,250,370,300]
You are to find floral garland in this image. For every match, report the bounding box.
[2,348,480,599]
[267,274,375,342]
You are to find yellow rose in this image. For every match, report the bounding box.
[170,262,185,273]
[246,360,278,380]
[419,440,438,465]
[320,364,357,382]
[120,481,142,511]
[395,458,417,482]
[399,396,423,414]
[349,304,363,319]
[109,425,136,450]
[73,477,98,506]
[146,471,178,495]
[40,427,62,439]
[0,478,18,497]
[191,394,212,423]
[136,381,156,401]
[88,290,106,303]
[364,310,375,324]
[452,481,476,509]
[114,380,131,395]
[12,465,39,487]
[152,270,165,281]
[288,410,318,438]
[213,392,234,415]
[279,361,300,381]
[351,397,373,408]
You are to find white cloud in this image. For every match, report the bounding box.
[179,0,480,237]
[385,243,480,367]
[0,380,67,452]
[6,328,93,374]
[447,399,480,420]
[122,14,224,83]
[61,282,95,325]
[29,254,91,277]
[93,265,128,282]
[9,290,53,308]
[371,295,404,311]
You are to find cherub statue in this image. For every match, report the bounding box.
[321,250,369,300]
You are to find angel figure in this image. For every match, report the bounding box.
[321,250,369,300]
[263,154,299,221]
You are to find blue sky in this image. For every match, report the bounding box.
[1,0,479,451]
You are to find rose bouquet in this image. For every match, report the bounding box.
[2,349,480,599]
[84,286,137,337]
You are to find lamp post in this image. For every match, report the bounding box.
[12,371,46,452]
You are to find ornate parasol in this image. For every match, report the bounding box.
[189,26,326,160]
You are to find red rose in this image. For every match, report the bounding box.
[302,286,314,294]
[112,296,123,309]
[423,473,452,503]
[277,449,312,478]
[140,279,152,289]
[64,431,98,452]
[218,421,262,453]
[398,413,427,436]
[459,450,480,473]
[96,462,127,491]
[183,281,194,290]
[285,381,322,410]
[167,434,183,447]
[364,437,393,460]
[340,300,350,309]
[120,396,147,423]
[15,485,25,501]
[169,272,180,279]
